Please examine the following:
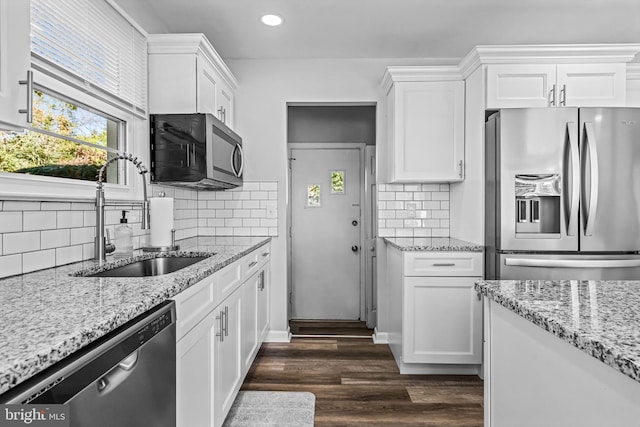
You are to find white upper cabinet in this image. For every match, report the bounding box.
[382,67,465,183]
[148,33,238,128]
[627,64,640,107]
[487,63,627,108]
[0,0,31,130]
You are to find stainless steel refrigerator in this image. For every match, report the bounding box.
[485,108,640,280]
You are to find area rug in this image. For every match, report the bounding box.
[223,391,315,427]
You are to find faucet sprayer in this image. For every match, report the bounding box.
[95,152,150,262]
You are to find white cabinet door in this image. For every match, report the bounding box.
[486,64,556,108]
[148,53,198,113]
[216,80,234,128]
[176,312,215,427]
[389,81,465,183]
[257,266,270,341]
[556,63,626,107]
[0,0,31,129]
[486,63,627,108]
[197,55,218,115]
[241,269,259,374]
[403,276,482,364]
[214,286,243,427]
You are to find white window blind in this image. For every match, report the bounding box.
[31,0,147,113]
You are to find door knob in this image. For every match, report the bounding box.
[352,220,358,226]
[351,245,359,252]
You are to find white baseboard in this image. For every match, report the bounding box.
[264,328,292,343]
[372,328,390,344]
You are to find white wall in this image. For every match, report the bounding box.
[226,57,442,338]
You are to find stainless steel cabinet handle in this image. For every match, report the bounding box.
[215,311,224,342]
[583,122,599,236]
[432,263,456,267]
[560,84,567,106]
[249,261,258,268]
[262,252,269,257]
[18,70,33,123]
[224,306,229,337]
[218,107,224,122]
[566,122,579,236]
[549,84,556,106]
[458,160,463,178]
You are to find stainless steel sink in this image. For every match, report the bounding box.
[87,256,209,277]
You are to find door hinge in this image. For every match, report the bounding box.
[288,157,296,169]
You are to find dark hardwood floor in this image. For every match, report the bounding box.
[290,320,374,337]
[241,326,484,426]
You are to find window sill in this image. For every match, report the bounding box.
[0,171,142,202]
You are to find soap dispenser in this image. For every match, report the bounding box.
[114,210,133,258]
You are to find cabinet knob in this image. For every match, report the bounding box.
[351,245,359,252]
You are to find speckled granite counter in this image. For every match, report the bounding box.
[383,237,483,252]
[476,280,640,384]
[0,236,270,396]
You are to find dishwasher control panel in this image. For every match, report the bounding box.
[137,310,173,345]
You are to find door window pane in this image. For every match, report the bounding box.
[307,184,321,207]
[331,170,345,194]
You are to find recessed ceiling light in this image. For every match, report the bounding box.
[261,14,284,27]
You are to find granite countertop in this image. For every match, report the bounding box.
[0,235,270,396]
[476,280,640,384]
[383,237,483,252]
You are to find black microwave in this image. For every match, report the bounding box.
[150,113,243,190]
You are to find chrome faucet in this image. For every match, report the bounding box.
[95,152,150,262]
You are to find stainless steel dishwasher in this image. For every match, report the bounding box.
[1,300,176,427]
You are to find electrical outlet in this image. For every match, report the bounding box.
[407,202,417,218]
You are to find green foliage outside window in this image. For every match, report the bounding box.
[0,90,117,182]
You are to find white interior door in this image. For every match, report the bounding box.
[291,147,362,320]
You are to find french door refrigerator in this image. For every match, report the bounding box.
[485,107,640,280]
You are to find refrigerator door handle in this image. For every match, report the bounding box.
[504,258,640,268]
[583,122,599,236]
[566,122,579,236]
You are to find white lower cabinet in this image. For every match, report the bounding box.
[176,308,215,427]
[388,247,483,374]
[213,286,242,427]
[174,243,271,427]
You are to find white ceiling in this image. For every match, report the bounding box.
[114,0,640,61]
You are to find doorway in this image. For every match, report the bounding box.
[290,145,364,319]
[287,104,376,326]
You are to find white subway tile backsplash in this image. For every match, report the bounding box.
[23,249,55,273]
[0,181,279,278]
[42,229,71,249]
[243,218,260,227]
[241,182,260,191]
[0,254,22,277]
[58,211,84,228]
[23,211,57,231]
[260,182,277,191]
[56,245,83,265]
[377,181,450,238]
[432,228,449,237]
[4,231,40,255]
[70,227,94,245]
[0,212,22,233]
[3,201,40,211]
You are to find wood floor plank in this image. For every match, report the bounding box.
[240,333,484,426]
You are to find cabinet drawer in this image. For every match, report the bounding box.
[217,259,243,302]
[173,275,217,340]
[243,243,271,278]
[404,252,482,277]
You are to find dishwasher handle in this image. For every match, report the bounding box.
[96,350,140,395]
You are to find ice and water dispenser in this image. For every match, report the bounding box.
[515,174,561,235]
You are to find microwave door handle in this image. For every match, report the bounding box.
[583,122,599,236]
[231,143,244,178]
